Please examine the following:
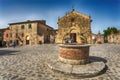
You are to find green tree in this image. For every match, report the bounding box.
[103,27,119,37]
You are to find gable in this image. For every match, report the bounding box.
[58,10,91,28]
[59,10,90,21]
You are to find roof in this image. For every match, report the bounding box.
[0,27,9,31]
[9,20,55,30]
[92,33,97,36]
[9,20,46,25]
[45,24,54,29]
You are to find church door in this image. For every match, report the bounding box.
[70,33,76,42]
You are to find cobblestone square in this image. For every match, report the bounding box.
[0,44,120,80]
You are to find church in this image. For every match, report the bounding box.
[56,9,92,44]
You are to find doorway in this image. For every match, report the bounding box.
[16,40,19,45]
[26,40,29,45]
[0,40,2,47]
[26,36,30,45]
[70,33,76,42]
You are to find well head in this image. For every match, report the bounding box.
[59,44,90,65]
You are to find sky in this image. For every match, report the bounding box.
[0,0,120,34]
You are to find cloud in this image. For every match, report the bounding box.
[0,19,9,28]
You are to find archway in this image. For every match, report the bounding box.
[70,29,77,42]
[26,36,30,45]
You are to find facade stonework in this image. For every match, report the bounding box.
[8,20,55,46]
[56,9,92,44]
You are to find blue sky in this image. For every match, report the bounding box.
[0,0,120,34]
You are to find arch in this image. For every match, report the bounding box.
[26,35,30,45]
[26,35,30,40]
[69,29,78,43]
[69,28,77,33]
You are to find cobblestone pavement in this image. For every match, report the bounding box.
[0,44,120,80]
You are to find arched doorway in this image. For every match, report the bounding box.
[26,36,30,45]
[70,29,77,42]
[46,35,50,43]
[70,33,76,42]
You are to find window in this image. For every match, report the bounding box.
[21,25,24,29]
[6,34,8,37]
[16,26,18,29]
[9,27,12,30]
[28,24,32,29]
[10,33,12,37]
[10,40,12,44]
[16,33,18,38]
[71,18,75,22]
[0,33,1,37]
[21,33,24,37]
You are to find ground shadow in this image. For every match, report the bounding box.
[47,56,108,79]
[0,50,20,56]
[73,56,108,78]
[89,56,107,63]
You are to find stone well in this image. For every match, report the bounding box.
[47,44,106,77]
[59,44,90,65]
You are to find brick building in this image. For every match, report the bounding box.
[2,28,10,46]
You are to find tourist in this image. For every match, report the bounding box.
[71,38,74,43]
[13,40,16,48]
[65,37,69,43]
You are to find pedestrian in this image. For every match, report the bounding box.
[71,37,74,43]
[65,37,69,44]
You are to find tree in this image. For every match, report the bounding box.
[103,27,119,37]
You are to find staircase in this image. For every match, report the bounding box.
[17,34,23,45]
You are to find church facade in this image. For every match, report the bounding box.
[56,9,92,44]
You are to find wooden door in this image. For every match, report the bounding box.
[70,33,76,42]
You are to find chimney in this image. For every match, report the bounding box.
[41,20,46,24]
[27,20,31,22]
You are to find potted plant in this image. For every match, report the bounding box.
[97,41,102,44]
[80,37,85,43]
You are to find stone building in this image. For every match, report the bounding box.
[56,9,92,44]
[3,28,10,46]
[116,33,120,44]
[8,20,55,46]
[92,33,97,44]
[92,31,104,44]
[108,30,120,44]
